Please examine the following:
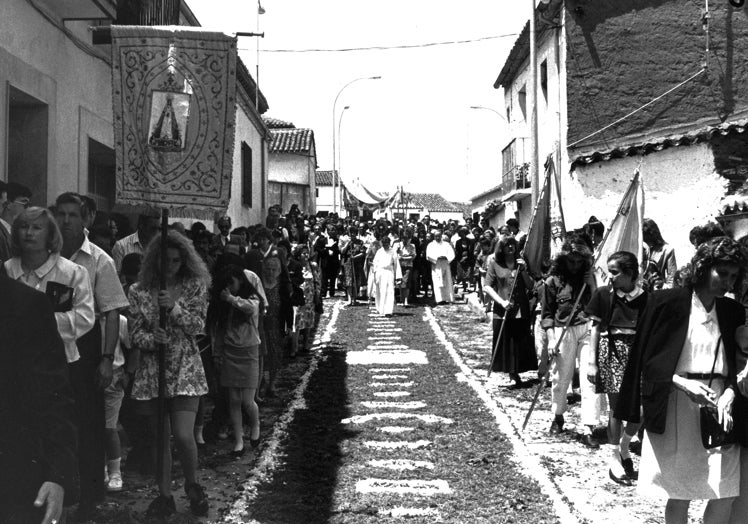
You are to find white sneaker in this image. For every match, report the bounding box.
[107,473,123,492]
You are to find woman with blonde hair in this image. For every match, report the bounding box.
[127,230,211,518]
[4,206,95,363]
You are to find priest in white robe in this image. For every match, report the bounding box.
[426,230,455,304]
[372,236,402,316]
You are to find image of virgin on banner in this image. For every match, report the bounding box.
[148,91,191,152]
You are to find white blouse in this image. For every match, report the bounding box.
[5,253,95,363]
[674,292,725,376]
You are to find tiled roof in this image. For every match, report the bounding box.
[469,183,504,202]
[316,170,336,186]
[404,193,460,213]
[570,117,748,167]
[450,201,473,217]
[269,128,314,154]
[263,116,295,129]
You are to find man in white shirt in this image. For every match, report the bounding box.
[112,213,160,273]
[55,193,130,517]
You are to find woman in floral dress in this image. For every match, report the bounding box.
[127,230,211,518]
[292,244,318,352]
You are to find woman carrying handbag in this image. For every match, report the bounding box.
[616,237,746,524]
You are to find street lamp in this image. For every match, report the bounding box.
[332,75,381,214]
[337,105,351,216]
[469,105,507,122]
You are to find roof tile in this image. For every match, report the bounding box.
[269,128,314,154]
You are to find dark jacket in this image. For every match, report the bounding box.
[0,272,78,505]
[615,287,745,437]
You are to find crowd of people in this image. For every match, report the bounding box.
[3,177,748,524]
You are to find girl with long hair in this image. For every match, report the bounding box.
[542,237,602,448]
[208,264,262,456]
[127,230,211,518]
[484,236,536,388]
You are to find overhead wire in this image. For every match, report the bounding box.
[238,33,519,53]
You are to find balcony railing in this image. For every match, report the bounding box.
[501,162,531,196]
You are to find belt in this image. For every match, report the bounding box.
[683,373,726,380]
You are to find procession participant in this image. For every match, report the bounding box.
[453,226,475,294]
[291,244,319,351]
[341,226,366,306]
[112,213,160,273]
[397,230,417,306]
[5,207,95,365]
[506,218,527,250]
[0,182,32,263]
[484,236,536,388]
[127,230,211,518]
[542,238,601,448]
[642,218,677,290]
[210,215,246,258]
[319,225,341,298]
[55,193,130,511]
[260,254,292,398]
[585,251,647,485]
[616,237,745,524]
[426,228,455,305]
[0,268,77,524]
[208,264,262,457]
[372,236,402,317]
[584,216,605,253]
[365,232,382,305]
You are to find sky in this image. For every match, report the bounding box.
[188,0,528,202]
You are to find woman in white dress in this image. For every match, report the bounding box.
[372,236,401,317]
[616,237,746,524]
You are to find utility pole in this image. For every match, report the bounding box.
[529,0,540,207]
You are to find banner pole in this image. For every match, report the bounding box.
[156,207,169,490]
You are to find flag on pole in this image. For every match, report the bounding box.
[592,171,645,287]
[523,155,566,277]
[111,26,238,218]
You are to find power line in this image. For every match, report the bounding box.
[237,33,519,53]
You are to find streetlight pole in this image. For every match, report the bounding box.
[332,75,381,214]
[337,105,351,217]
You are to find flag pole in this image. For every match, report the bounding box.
[522,282,588,431]
[486,169,549,377]
[156,207,169,490]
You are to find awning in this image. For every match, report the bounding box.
[502,188,532,202]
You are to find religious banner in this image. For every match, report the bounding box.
[111,26,238,216]
[522,155,567,277]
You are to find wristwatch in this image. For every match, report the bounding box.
[101,354,115,361]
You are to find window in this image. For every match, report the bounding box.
[315,187,319,198]
[241,142,252,207]
[540,60,548,101]
[7,86,48,205]
[518,84,527,121]
[87,138,116,212]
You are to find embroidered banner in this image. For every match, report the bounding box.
[111,26,237,216]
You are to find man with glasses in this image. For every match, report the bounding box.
[0,182,32,263]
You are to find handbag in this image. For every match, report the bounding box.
[699,336,737,449]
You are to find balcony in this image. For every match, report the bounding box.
[501,162,531,202]
[35,0,117,21]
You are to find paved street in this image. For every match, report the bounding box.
[216,299,707,524]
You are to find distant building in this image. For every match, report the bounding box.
[315,170,336,214]
[265,117,317,215]
[377,192,464,224]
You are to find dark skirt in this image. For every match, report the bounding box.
[491,317,537,374]
[596,333,635,394]
[220,344,260,389]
